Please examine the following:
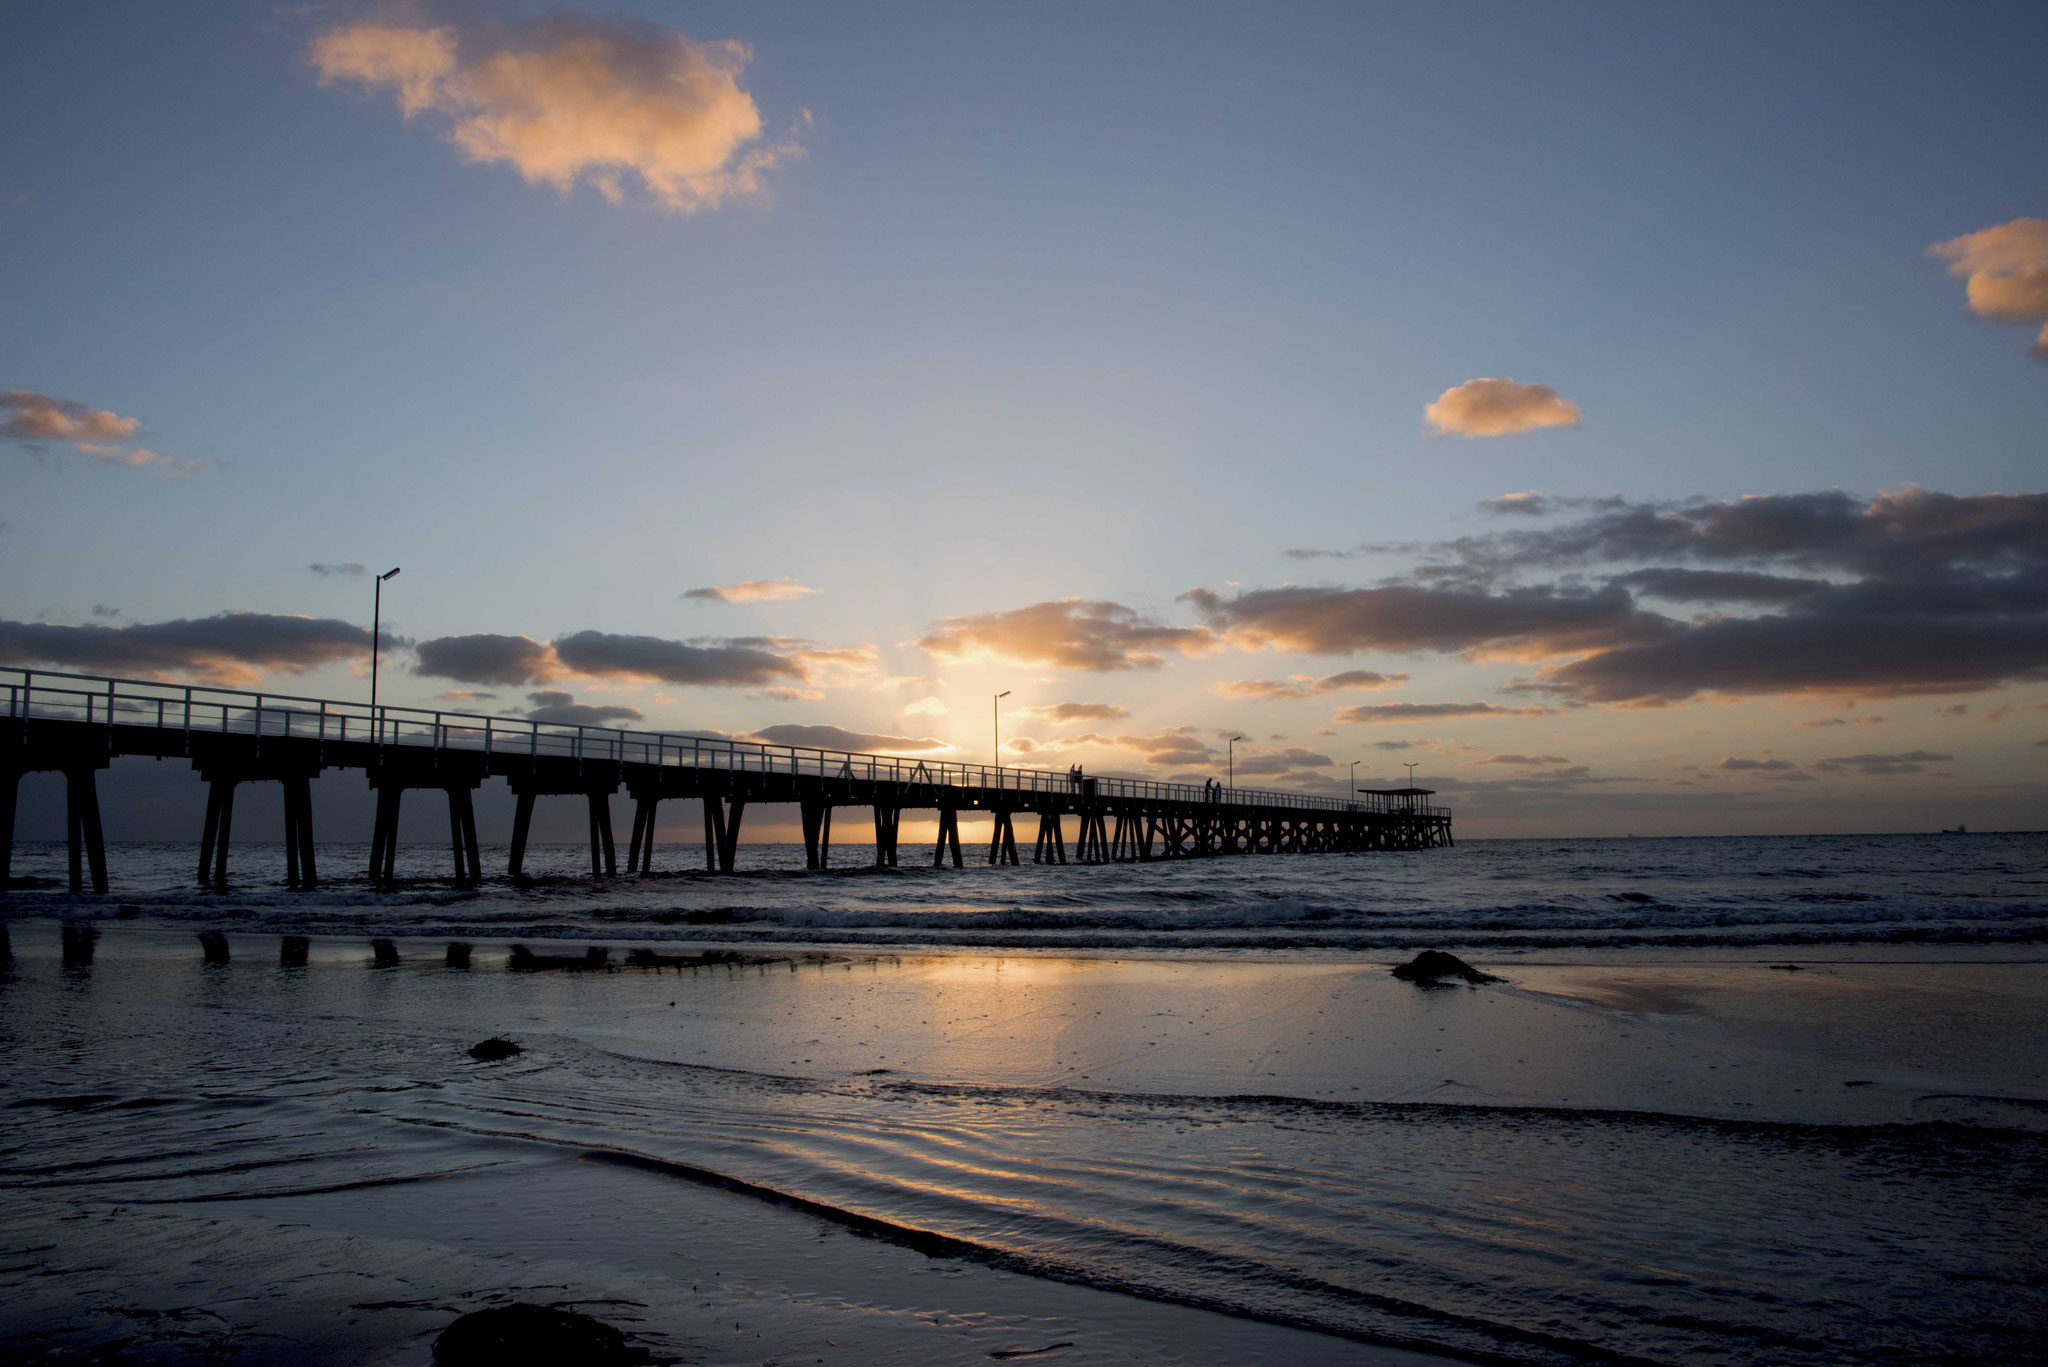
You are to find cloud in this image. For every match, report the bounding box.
[552,630,808,687]
[1062,725,1218,768]
[746,723,951,754]
[1233,747,1334,776]
[311,12,797,214]
[1,389,140,444]
[1211,670,1407,700]
[1609,567,1829,604]
[1423,378,1582,437]
[434,689,498,703]
[0,612,376,688]
[310,561,369,578]
[1479,491,1625,517]
[917,599,1218,671]
[1810,749,1953,776]
[1349,487,2048,706]
[1929,217,2048,359]
[521,689,645,726]
[682,578,819,603]
[1795,714,1883,728]
[414,632,564,686]
[1185,583,1665,661]
[902,696,949,717]
[1,390,195,473]
[1717,756,1798,772]
[1022,701,1130,722]
[1333,702,1557,724]
[755,685,823,702]
[1478,754,1572,766]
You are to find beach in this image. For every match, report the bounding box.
[4,835,2044,1364]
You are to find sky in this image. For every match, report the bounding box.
[3,0,2046,838]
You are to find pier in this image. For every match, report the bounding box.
[1,668,1452,892]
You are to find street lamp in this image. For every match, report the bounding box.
[370,567,401,716]
[1227,734,1245,789]
[993,691,1010,773]
[1351,759,1361,792]
[1404,761,1419,787]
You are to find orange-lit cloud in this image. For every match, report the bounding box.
[311,13,798,214]
[746,723,951,754]
[1424,378,1581,437]
[1211,670,1405,700]
[1929,217,2048,359]
[1022,701,1129,722]
[683,578,820,603]
[1334,701,1557,724]
[1,390,196,474]
[918,598,1218,670]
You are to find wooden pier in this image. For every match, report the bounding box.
[1,668,1452,892]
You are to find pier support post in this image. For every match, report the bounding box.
[446,786,481,884]
[717,798,744,872]
[801,799,831,870]
[986,810,1019,866]
[199,776,238,889]
[65,767,108,894]
[0,767,20,892]
[586,792,616,877]
[626,796,660,875]
[368,784,401,883]
[872,806,899,867]
[508,791,535,878]
[933,808,963,868]
[1033,812,1066,865]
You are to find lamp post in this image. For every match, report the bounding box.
[1227,734,1244,789]
[993,691,1010,775]
[1404,761,1419,787]
[1351,759,1361,792]
[370,567,401,722]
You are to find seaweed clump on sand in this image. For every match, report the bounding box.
[433,1303,660,1365]
[1391,950,1501,986]
[467,1037,522,1062]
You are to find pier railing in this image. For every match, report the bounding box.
[1,669,1449,817]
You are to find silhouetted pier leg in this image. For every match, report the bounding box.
[65,768,108,894]
[368,784,401,883]
[1033,811,1070,864]
[801,800,826,870]
[372,937,400,967]
[987,811,1018,866]
[294,776,317,888]
[509,790,535,878]
[703,796,723,872]
[586,793,616,877]
[445,941,471,968]
[0,922,11,964]
[872,806,899,867]
[61,921,96,967]
[199,931,230,964]
[198,780,223,886]
[283,781,302,889]
[819,804,833,868]
[934,808,962,868]
[626,797,659,875]
[717,799,744,873]
[281,935,309,967]
[0,767,18,891]
[209,779,236,888]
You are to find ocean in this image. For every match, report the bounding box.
[3,833,2045,1364]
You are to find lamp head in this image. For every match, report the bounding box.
[380,567,402,581]
[997,690,1010,698]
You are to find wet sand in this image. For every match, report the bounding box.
[3,920,2043,1363]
